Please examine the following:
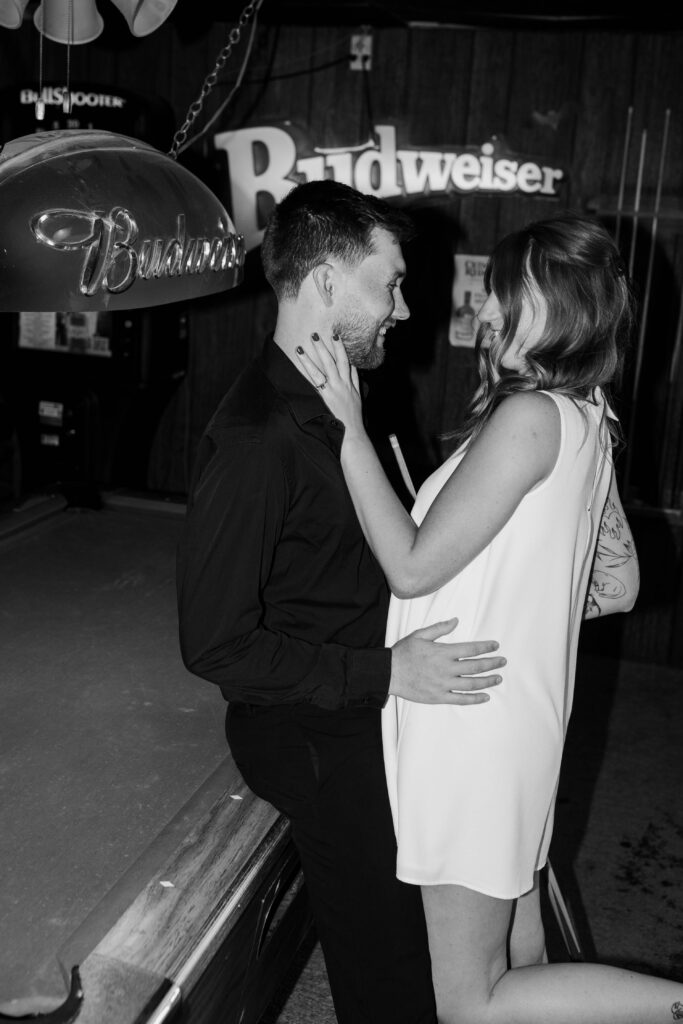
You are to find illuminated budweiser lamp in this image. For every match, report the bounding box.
[0,128,246,311]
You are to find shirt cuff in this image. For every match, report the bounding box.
[345,646,392,708]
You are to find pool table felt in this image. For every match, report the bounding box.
[0,499,232,1008]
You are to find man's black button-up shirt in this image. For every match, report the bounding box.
[177,336,392,710]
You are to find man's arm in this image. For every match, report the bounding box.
[177,432,505,709]
[583,470,640,619]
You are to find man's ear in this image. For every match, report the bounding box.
[311,262,336,307]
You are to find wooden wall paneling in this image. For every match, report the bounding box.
[461,28,516,253]
[630,32,683,189]
[210,21,270,132]
[494,28,584,240]
[167,19,217,116]
[381,26,475,476]
[582,33,683,222]
[237,23,316,124]
[371,26,411,123]
[572,31,637,214]
[79,24,121,87]
[433,27,518,455]
[306,25,366,143]
[117,22,175,114]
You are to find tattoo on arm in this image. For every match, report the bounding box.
[583,496,639,619]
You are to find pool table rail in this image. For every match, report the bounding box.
[77,774,311,1023]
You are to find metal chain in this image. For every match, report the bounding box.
[169,0,258,159]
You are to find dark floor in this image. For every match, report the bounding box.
[262,650,683,1023]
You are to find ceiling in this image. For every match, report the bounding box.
[197,1,683,30]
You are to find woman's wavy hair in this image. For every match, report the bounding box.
[448,212,636,451]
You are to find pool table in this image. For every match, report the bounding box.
[0,491,313,1023]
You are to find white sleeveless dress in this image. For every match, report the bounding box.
[382,389,614,898]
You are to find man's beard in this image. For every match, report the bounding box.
[333,314,388,370]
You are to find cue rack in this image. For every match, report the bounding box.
[591,106,683,513]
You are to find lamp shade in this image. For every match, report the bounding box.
[0,129,245,312]
[0,0,30,29]
[108,0,177,37]
[34,0,104,43]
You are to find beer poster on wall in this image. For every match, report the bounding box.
[449,255,488,348]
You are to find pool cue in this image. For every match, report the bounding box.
[388,432,586,962]
[627,128,647,282]
[546,861,585,961]
[614,105,633,251]
[389,433,417,500]
[623,109,671,501]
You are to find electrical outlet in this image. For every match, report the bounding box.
[349,31,373,71]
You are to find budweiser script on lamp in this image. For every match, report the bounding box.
[0,129,246,312]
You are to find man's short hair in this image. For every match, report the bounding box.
[261,179,414,300]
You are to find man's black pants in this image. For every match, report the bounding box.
[225,701,437,1024]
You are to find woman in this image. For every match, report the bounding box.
[296,212,683,1023]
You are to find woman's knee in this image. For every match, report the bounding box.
[509,921,547,967]
[434,994,497,1024]
[508,877,547,967]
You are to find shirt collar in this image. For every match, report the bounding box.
[260,334,334,427]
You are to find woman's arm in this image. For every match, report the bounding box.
[297,335,559,598]
[583,470,640,618]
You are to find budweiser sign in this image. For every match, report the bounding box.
[31,208,245,297]
[214,123,567,251]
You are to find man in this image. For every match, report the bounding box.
[176,180,505,1024]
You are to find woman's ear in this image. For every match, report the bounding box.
[311,262,335,307]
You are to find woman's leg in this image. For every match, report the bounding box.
[421,882,683,1024]
[508,872,547,967]
[421,883,513,1024]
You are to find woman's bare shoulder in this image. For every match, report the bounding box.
[487,389,560,437]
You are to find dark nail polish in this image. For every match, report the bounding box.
[296,346,304,354]
[311,332,320,341]
[332,333,340,341]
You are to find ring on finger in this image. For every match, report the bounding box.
[316,376,328,390]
